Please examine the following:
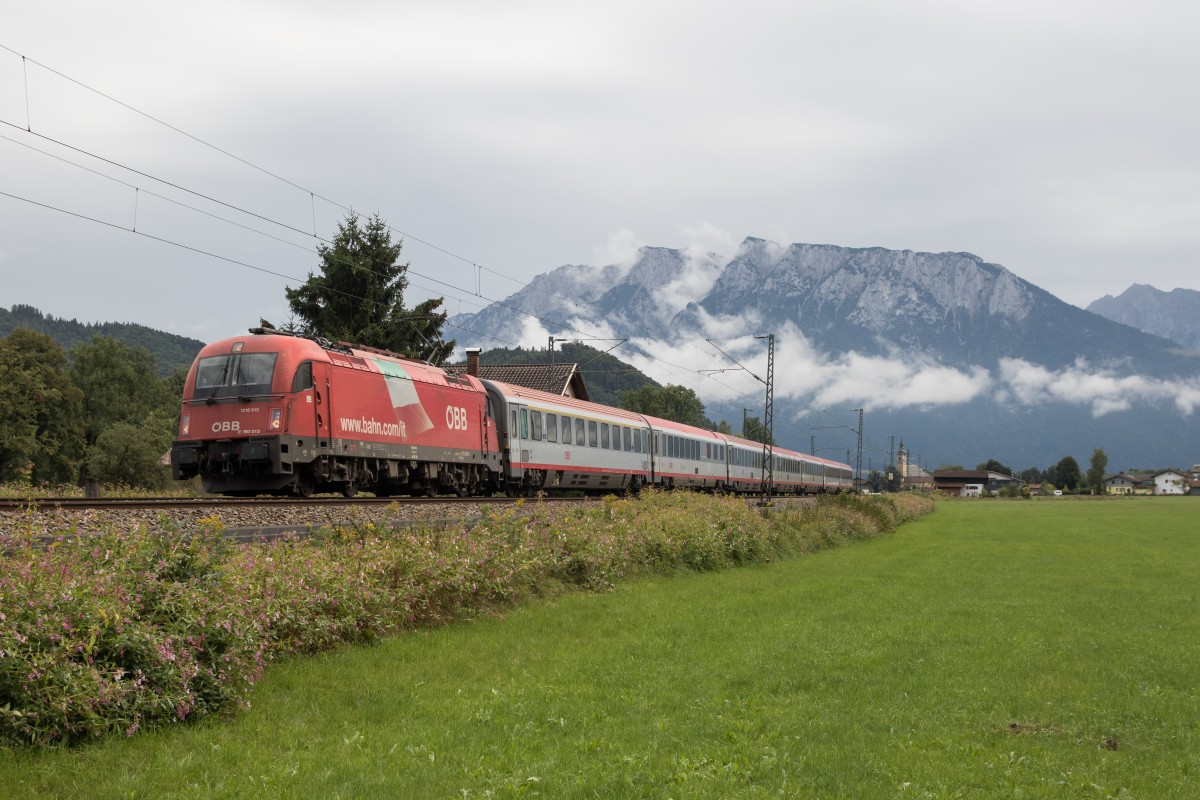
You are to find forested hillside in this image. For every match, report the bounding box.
[0,305,204,377]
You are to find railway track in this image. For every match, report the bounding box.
[0,494,576,513]
[0,494,585,544]
[1,493,809,543]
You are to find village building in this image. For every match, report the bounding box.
[931,470,1021,497]
[445,347,590,400]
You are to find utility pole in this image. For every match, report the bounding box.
[704,334,775,498]
[547,336,555,394]
[756,333,775,498]
[855,408,864,490]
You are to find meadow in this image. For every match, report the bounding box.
[2,496,1197,798]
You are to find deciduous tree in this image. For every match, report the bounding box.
[619,384,709,427]
[70,336,175,445]
[84,417,174,489]
[1086,448,1109,493]
[1054,455,1082,491]
[976,458,1012,475]
[0,330,85,484]
[741,414,775,446]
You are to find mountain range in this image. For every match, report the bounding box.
[450,239,1200,472]
[1087,285,1200,353]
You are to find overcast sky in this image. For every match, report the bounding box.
[3,0,1199,348]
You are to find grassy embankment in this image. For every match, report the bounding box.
[3,496,1198,798]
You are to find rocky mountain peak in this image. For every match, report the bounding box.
[1087,284,1200,351]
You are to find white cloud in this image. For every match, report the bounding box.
[592,229,644,273]
[997,357,1200,417]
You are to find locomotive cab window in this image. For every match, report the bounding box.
[291,361,313,392]
[195,352,278,398]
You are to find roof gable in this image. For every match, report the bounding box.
[445,362,590,400]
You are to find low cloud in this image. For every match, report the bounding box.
[592,229,644,274]
[998,358,1200,416]
[501,268,1200,423]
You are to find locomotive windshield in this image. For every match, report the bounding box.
[194,352,278,398]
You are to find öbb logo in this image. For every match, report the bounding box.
[211,421,241,433]
[445,406,470,431]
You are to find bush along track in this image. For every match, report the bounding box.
[0,490,933,747]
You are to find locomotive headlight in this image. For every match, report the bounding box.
[269,408,283,431]
[180,414,191,436]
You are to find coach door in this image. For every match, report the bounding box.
[509,404,530,466]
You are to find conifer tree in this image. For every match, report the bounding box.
[274,212,454,363]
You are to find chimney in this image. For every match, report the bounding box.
[465,347,481,377]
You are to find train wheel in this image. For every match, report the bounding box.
[295,473,314,498]
[342,482,358,498]
[424,480,439,498]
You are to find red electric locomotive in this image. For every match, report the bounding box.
[170,330,502,497]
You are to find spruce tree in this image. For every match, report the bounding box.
[277,212,454,363]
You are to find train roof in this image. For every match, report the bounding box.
[198,331,486,392]
[717,432,850,469]
[483,380,648,424]
[641,415,724,439]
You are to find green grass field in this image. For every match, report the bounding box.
[3,497,1197,798]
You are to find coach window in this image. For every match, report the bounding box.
[547,414,558,443]
[588,420,598,447]
[520,408,529,439]
[576,418,586,446]
[531,411,543,441]
[561,416,571,445]
[621,427,630,451]
[601,423,610,449]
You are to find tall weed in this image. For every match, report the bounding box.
[0,490,931,747]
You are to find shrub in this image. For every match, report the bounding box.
[0,491,932,747]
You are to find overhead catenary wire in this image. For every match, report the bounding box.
[0,43,767,415]
[0,42,601,318]
[0,183,758,410]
